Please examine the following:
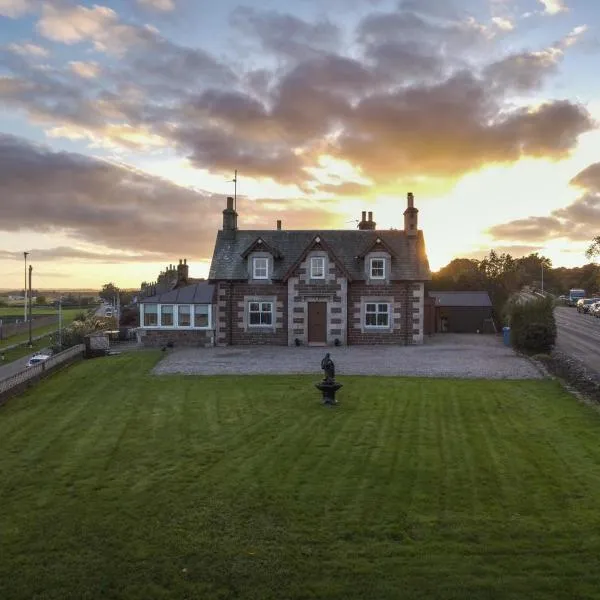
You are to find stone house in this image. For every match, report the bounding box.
[137,259,216,348]
[209,193,431,346]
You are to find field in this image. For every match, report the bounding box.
[0,306,85,318]
[0,308,85,352]
[1,352,600,599]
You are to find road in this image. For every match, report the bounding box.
[555,306,600,375]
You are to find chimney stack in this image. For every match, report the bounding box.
[404,192,418,237]
[277,220,282,230]
[222,196,238,233]
[176,258,189,286]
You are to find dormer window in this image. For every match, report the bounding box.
[253,257,269,279]
[370,258,385,279]
[310,257,325,279]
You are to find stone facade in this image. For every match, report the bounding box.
[138,328,214,348]
[216,282,287,346]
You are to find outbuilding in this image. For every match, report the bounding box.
[427,291,495,334]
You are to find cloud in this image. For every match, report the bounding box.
[0,3,594,192]
[36,3,156,55]
[0,133,340,259]
[230,6,341,61]
[69,61,100,79]
[538,0,567,15]
[0,247,171,263]
[0,0,34,18]
[483,48,562,93]
[488,162,600,243]
[8,42,49,58]
[570,162,600,192]
[491,17,514,31]
[137,0,175,11]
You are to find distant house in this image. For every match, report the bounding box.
[208,193,431,346]
[427,291,494,334]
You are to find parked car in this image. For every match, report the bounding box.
[577,298,600,313]
[590,302,600,317]
[26,353,51,368]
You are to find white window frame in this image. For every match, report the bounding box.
[177,304,192,328]
[142,303,158,327]
[370,258,385,279]
[310,256,325,279]
[160,304,174,327]
[193,304,211,329]
[365,302,390,328]
[248,301,273,327]
[253,257,269,280]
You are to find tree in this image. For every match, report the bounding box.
[99,283,120,303]
[36,295,47,305]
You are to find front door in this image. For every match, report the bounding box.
[308,302,327,344]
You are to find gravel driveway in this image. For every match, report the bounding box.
[153,334,543,379]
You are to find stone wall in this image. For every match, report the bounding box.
[347,281,424,345]
[215,281,287,346]
[138,328,214,348]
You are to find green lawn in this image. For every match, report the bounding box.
[2,354,600,599]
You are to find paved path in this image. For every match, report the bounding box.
[555,306,600,375]
[154,334,542,379]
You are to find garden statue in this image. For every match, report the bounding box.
[316,353,342,406]
[321,353,335,382]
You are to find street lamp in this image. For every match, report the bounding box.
[28,264,33,347]
[23,251,29,323]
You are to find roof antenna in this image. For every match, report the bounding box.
[228,169,238,212]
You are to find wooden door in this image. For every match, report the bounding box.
[308,302,327,344]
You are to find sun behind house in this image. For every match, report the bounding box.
[138,193,431,347]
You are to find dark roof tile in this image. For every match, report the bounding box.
[209,229,430,281]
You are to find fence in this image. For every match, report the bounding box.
[0,344,85,405]
[0,315,58,341]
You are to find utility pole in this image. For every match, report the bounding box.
[28,264,33,347]
[23,251,29,322]
[58,298,62,349]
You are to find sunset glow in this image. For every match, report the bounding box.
[1,0,600,289]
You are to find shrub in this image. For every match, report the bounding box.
[506,295,556,354]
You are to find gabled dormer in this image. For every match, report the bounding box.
[241,237,282,282]
[283,235,352,283]
[358,236,396,283]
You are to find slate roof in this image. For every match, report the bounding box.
[209,229,431,281]
[139,282,215,304]
[429,291,492,307]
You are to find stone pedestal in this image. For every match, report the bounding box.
[315,380,343,406]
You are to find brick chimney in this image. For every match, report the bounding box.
[404,192,418,237]
[222,196,238,232]
[176,258,189,286]
[358,211,376,230]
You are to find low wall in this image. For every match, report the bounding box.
[0,344,85,406]
[137,328,214,348]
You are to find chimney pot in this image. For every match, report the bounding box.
[407,192,414,208]
[179,259,182,265]
[368,211,373,222]
[362,211,366,222]
[184,258,187,265]
[277,220,282,230]
[226,196,234,210]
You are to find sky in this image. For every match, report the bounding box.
[1,0,600,290]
